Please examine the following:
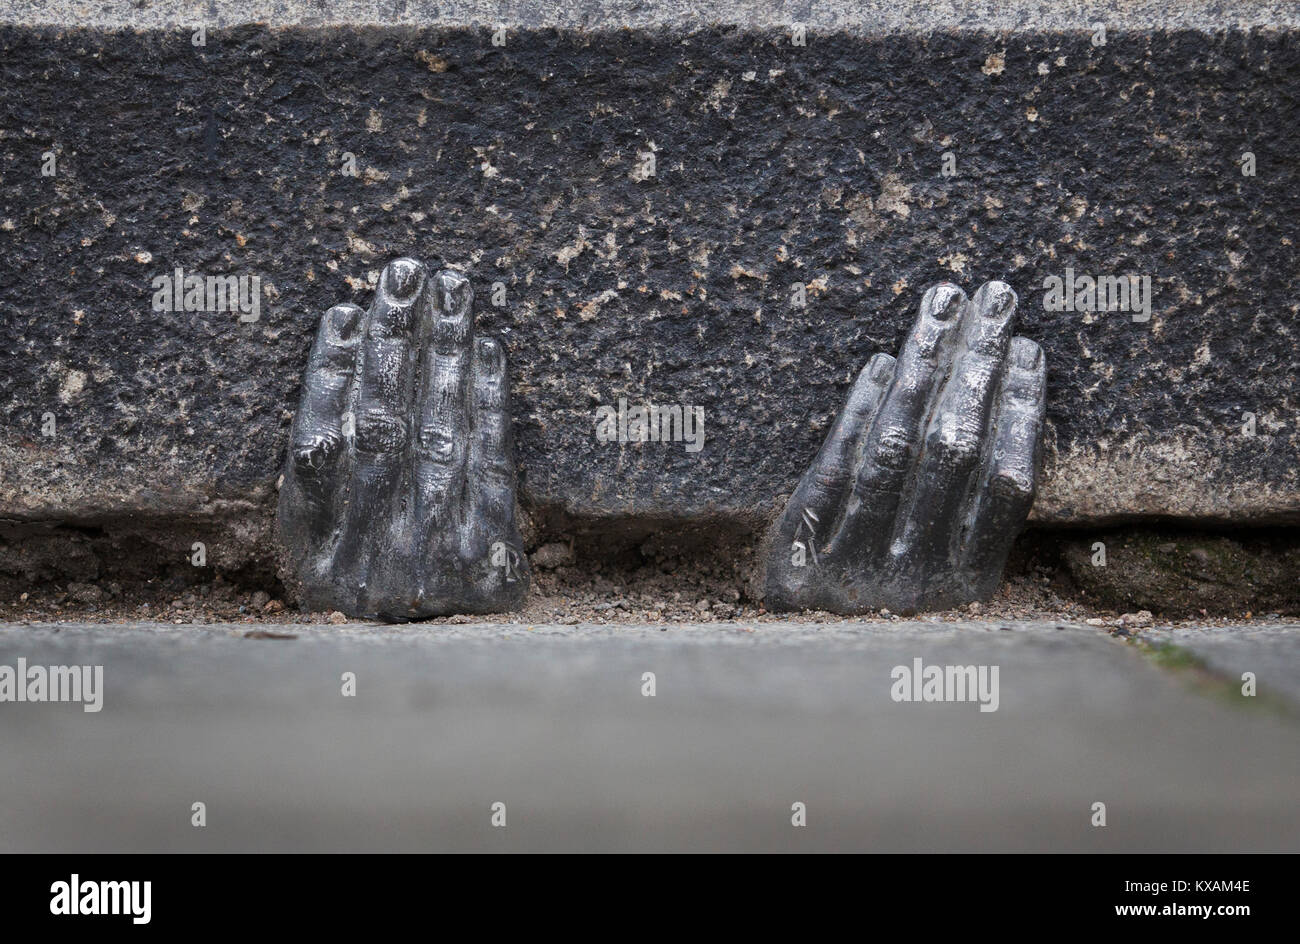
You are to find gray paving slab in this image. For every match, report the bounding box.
[0,620,1296,852]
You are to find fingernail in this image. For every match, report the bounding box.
[436,269,473,316]
[868,353,894,383]
[476,336,505,376]
[383,258,424,300]
[1010,337,1042,369]
[977,281,1017,320]
[962,281,1017,356]
[924,283,965,322]
[326,304,361,343]
[432,271,474,352]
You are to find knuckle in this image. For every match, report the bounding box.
[873,426,915,472]
[477,458,513,490]
[416,423,460,463]
[927,410,982,469]
[354,410,406,454]
[475,380,506,411]
[811,466,846,492]
[932,429,982,468]
[291,432,342,473]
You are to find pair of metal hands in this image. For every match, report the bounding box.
[278,258,1046,621]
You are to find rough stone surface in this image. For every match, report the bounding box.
[2,23,1297,551]
[5,1,1297,30]
[1060,529,1300,617]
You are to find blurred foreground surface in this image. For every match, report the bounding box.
[0,620,1296,852]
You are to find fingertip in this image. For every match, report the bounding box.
[433,270,474,353]
[1002,338,1048,410]
[435,269,474,316]
[324,303,363,345]
[989,469,1035,502]
[974,281,1017,320]
[380,257,426,302]
[369,259,426,340]
[921,282,967,323]
[473,337,509,410]
[962,281,1018,355]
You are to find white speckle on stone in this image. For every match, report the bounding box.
[875,173,913,219]
[940,253,969,276]
[134,250,152,264]
[346,234,377,256]
[576,289,619,321]
[982,52,1006,76]
[706,78,732,110]
[58,369,87,404]
[554,227,590,270]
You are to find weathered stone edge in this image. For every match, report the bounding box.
[3,0,1297,31]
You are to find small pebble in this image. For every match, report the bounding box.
[1118,610,1153,629]
[530,542,575,570]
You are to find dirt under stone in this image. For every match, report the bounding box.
[1,515,1296,628]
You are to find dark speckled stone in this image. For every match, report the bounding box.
[1,26,1297,545]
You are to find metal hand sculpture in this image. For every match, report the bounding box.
[764,281,1046,614]
[278,258,528,620]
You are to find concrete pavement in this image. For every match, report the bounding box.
[0,620,1296,852]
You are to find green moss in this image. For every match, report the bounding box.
[1130,638,1295,717]
[1140,639,1207,672]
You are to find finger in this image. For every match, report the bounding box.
[895,281,1018,571]
[962,337,1046,594]
[281,303,363,556]
[826,283,967,559]
[288,303,363,496]
[333,259,427,597]
[414,269,476,530]
[352,258,426,461]
[775,353,895,565]
[463,336,524,577]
